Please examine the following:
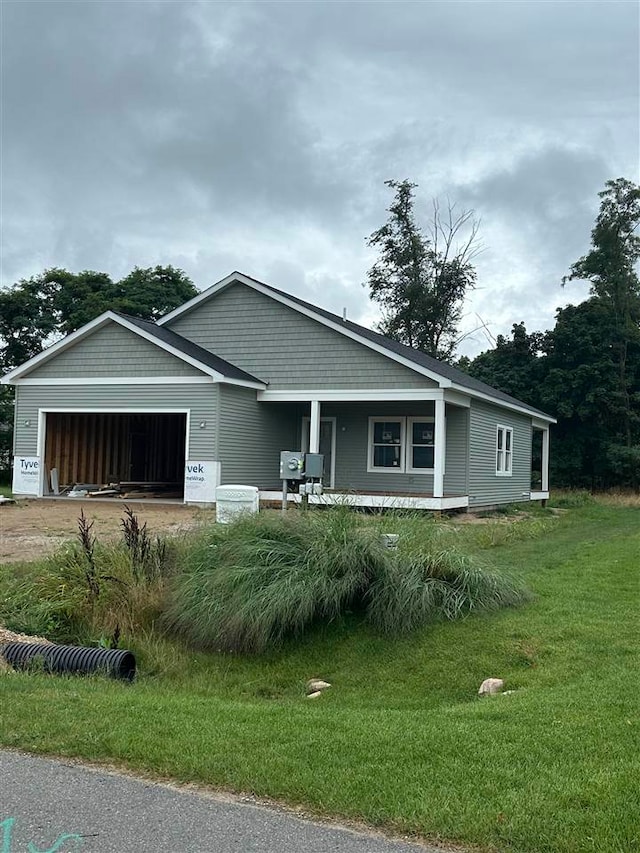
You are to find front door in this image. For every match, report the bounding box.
[302,417,336,488]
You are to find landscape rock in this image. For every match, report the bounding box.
[306,691,322,699]
[478,677,505,696]
[306,678,331,694]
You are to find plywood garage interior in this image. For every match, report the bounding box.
[44,413,187,496]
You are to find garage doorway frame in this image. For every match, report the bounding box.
[36,408,191,498]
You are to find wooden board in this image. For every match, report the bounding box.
[44,413,186,490]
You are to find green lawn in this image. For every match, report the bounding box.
[1,501,638,853]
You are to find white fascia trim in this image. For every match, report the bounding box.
[221,378,266,390]
[39,407,192,413]
[159,273,450,388]
[258,389,445,402]
[443,389,471,408]
[259,491,469,511]
[14,376,215,386]
[15,375,263,390]
[532,417,552,430]
[454,382,557,422]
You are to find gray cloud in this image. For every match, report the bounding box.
[1,0,638,355]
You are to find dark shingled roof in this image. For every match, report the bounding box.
[116,313,265,385]
[235,273,553,419]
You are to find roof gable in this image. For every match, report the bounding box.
[2,311,265,388]
[160,272,555,421]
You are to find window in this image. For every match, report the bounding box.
[367,417,437,473]
[408,418,435,471]
[496,425,513,476]
[369,419,404,470]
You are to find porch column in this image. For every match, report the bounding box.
[541,427,550,492]
[309,400,321,453]
[433,395,445,499]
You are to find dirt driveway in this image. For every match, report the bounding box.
[0,499,212,564]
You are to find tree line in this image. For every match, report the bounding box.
[1,179,638,489]
[366,177,640,489]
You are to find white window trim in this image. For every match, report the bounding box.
[367,417,406,473]
[406,416,436,474]
[496,424,513,477]
[366,416,441,475]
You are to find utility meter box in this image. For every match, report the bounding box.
[280,451,305,480]
[303,453,324,479]
[215,484,259,524]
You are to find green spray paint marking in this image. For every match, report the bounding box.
[1,818,83,852]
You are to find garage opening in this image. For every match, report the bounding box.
[44,412,187,499]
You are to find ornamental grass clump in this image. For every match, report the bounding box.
[165,510,388,653]
[167,508,531,654]
[366,548,531,636]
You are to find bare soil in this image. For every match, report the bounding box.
[0,498,213,564]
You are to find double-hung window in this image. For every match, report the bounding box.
[496,425,513,476]
[369,419,404,470]
[407,418,435,472]
[368,417,436,473]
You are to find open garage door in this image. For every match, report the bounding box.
[44,412,187,499]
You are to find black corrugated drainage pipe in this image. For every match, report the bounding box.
[1,642,136,681]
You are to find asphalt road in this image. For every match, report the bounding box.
[1,751,441,853]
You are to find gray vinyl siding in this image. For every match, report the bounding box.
[444,405,469,496]
[24,323,204,378]
[217,385,300,487]
[13,384,219,462]
[168,282,434,390]
[468,400,532,507]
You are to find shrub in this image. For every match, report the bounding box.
[166,508,531,653]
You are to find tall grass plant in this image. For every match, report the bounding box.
[166,508,530,652]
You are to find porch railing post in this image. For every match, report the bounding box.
[433,395,445,499]
[309,400,321,454]
[541,427,550,492]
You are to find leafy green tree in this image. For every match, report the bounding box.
[112,265,198,322]
[0,276,58,369]
[463,322,547,409]
[366,180,479,361]
[0,265,197,368]
[0,386,14,478]
[563,177,640,449]
[542,299,635,488]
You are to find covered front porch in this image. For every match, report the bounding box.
[257,388,471,510]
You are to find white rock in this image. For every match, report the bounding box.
[306,679,331,694]
[478,677,505,696]
[306,691,322,699]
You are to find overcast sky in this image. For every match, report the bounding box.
[1,0,638,356]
